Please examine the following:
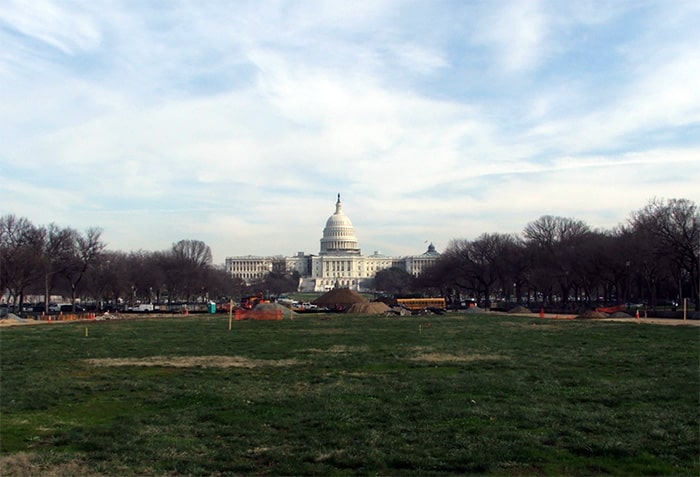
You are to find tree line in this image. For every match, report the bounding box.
[2,197,699,314]
[0,215,246,314]
[377,198,700,312]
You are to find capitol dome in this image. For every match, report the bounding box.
[320,194,361,255]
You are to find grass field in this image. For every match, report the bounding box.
[1,313,698,476]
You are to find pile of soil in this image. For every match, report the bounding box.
[385,306,412,316]
[610,311,633,318]
[255,303,297,319]
[416,307,446,315]
[313,288,368,306]
[465,306,486,314]
[346,302,391,315]
[0,314,28,327]
[508,305,532,313]
[576,310,609,319]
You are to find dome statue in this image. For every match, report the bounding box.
[319,194,361,255]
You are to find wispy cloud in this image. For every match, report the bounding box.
[1,0,698,260]
[0,0,101,55]
[472,0,550,73]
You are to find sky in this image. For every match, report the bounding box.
[1,0,699,264]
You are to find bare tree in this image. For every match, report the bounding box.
[437,239,480,302]
[575,231,617,305]
[415,255,458,303]
[0,215,44,314]
[630,198,700,310]
[124,250,167,305]
[258,271,300,297]
[169,239,213,303]
[207,265,248,302]
[488,233,524,305]
[84,250,130,311]
[523,216,591,307]
[374,267,416,296]
[40,224,75,314]
[440,235,509,308]
[61,228,106,310]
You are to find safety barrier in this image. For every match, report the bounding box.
[44,312,98,322]
[234,309,283,321]
[594,304,626,314]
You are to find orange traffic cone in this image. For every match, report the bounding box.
[539,308,545,318]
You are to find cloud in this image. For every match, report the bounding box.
[0,0,101,55]
[469,0,550,73]
[393,43,450,74]
[520,45,700,157]
[1,0,698,263]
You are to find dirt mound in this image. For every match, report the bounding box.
[346,302,391,315]
[416,307,446,315]
[465,306,486,314]
[610,311,633,318]
[576,310,609,319]
[383,306,412,316]
[313,288,368,306]
[1,313,27,323]
[255,302,297,319]
[508,306,532,313]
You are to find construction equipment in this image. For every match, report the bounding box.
[241,294,269,310]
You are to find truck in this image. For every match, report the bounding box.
[129,303,157,312]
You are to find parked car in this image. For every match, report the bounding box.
[58,304,85,313]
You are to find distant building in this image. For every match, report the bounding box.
[225,195,440,292]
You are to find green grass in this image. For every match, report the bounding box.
[1,314,698,476]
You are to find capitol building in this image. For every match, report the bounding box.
[225,195,440,292]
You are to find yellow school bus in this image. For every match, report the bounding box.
[396,297,446,311]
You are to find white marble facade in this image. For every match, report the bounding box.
[225,195,439,292]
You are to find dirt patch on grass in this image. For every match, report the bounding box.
[305,344,370,354]
[501,321,562,330]
[84,355,304,368]
[346,302,390,314]
[327,344,368,353]
[0,452,100,477]
[410,352,507,363]
[600,317,699,326]
[304,327,354,335]
[508,305,532,313]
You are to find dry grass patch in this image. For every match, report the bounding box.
[327,344,369,353]
[0,452,100,477]
[84,355,304,369]
[315,449,346,463]
[410,352,508,363]
[409,345,434,352]
[248,445,271,455]
[304,344,370,354]
[500,321,562,330]
[337,370,373,378]
[304,328,354,335]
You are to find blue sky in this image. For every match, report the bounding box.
[1,0,699,263]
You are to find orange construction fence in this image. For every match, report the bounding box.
[595,304,626,314]
[45,312,98,322]
[234,309,283,321]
